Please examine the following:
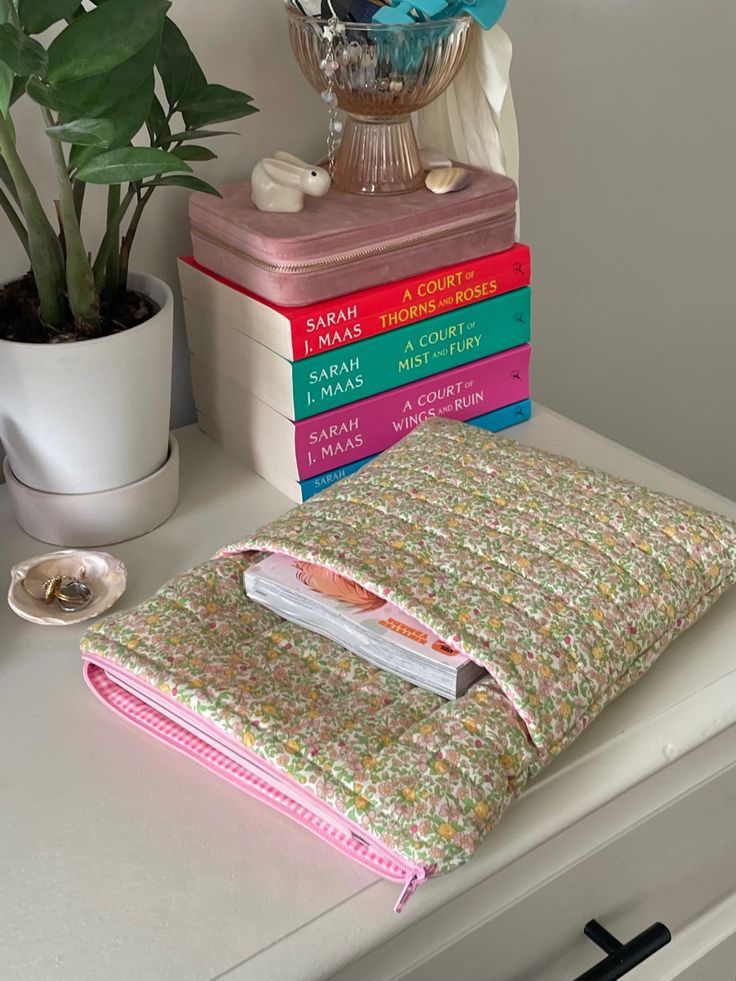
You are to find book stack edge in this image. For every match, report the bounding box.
[180,242,533,502]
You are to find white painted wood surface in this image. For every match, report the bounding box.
[2,407,735,981]
[629,890,736,981]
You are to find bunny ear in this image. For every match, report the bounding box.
[260,158,304,188]
[274,150,313,169]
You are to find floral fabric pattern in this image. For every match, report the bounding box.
[82,556,530,873]
[233,418,736,759]
[83,418,736,876]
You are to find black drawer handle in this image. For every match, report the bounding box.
[573,918,672,981]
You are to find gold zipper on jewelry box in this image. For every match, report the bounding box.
[190,207,516,275]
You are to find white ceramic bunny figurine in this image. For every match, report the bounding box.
[251,151,331,213]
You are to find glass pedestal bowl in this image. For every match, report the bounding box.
[286,6,473,195]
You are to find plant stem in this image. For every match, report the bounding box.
[0,112,67,327]
[119,185,154,288]
[42,106,100,334]
[116,128,186,287]
[6,1,21,28]
[72,178,85,223]
[0,183,29,256]
[92,186,136,288]
[113,125,183,292]
[0,155,20,206]
[53,199,65,255]
[102,183,121,304]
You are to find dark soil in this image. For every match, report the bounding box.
[0,272,160,343]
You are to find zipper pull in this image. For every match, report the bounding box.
[394,869,426,913]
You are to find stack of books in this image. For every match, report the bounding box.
[179,242,532,503]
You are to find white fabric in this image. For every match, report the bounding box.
[415,25,520,235]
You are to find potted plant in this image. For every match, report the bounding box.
[0,0,256,546]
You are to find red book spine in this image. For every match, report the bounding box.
[289,243,531,359]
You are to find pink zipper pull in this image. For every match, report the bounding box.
[394,869,426,913]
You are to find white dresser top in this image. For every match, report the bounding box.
[2,406,735,981]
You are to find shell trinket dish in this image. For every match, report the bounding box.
[425,166,471,194]
[8,550,127,626]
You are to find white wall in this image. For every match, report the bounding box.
[0,0,327,428]
[502,0,736,499]
[4,2,735,500]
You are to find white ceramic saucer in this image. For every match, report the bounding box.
[3,434,179,548]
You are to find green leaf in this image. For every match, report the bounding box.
[171,144,217,161]
[178,84,257,127]
[26,75,79,114]
[156,16,206,107]
[184,101,259,129]
[0,23,48,76]
[46,116,116,146]
[25,75,58,109]
[76,146,192,184]
[0,58,11,117]
[0,69,25,116]
[158,128,237,144]
[64,75,154,171]
[3,104,14,139]
[105,72,154,146]
[146,94,169,143]
[10,74,27,106]
[68,140,103,172]
[146,174,221,196]
[53,33,160,117]
[47,0,169,84]
[19,0,85,35]
[186,102,258,130]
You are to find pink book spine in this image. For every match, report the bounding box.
[294,344,531,478]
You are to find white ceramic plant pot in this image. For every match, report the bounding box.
[0,272,179,546]
[0,272,173,494]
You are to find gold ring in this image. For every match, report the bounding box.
[43,576,64,604]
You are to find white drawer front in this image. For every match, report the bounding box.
[630,890,736,981]
[334,748,736,981]
[664,936,736,981]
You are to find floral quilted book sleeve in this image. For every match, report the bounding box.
[82,418,736,910]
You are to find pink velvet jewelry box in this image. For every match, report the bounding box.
[189,165,517,307]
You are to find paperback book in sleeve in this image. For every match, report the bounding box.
[244,553,486,699]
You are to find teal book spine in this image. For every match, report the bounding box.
[291,286,531,420]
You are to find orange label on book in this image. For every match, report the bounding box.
[378,617,429,646]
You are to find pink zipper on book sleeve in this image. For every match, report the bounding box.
[394,870,426,913]
[83,656,431,912]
